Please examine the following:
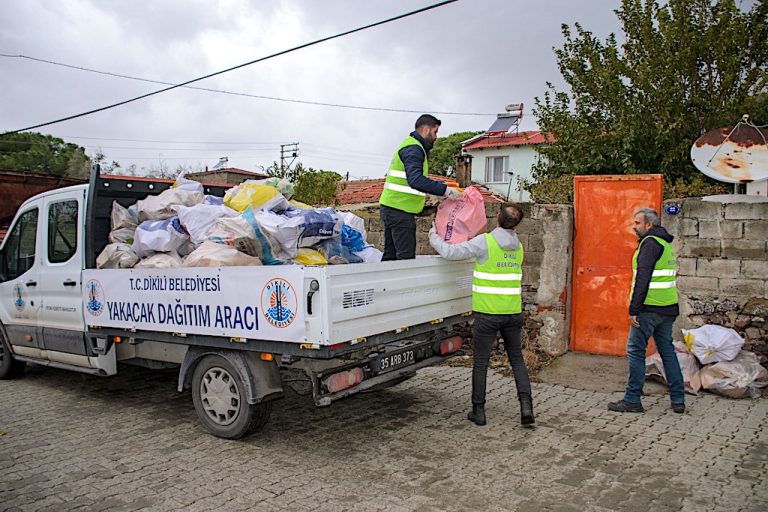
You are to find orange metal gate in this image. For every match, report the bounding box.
[570,175,664,355]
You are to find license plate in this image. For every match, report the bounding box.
[377,349,416,373]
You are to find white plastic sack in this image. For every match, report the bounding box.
[337,211,367,238]
[135,252,183,269]
[109,227,136,245]
[111,201,138,230]
[683,325,744,364]
[96,243,139,269]
[132,217,190,258]
[250,210,302,260]
[284,208,343,247]
[700,351,768,399]
[206,214,283,264]
[353,246,383,263]
[645,342,701,395]
[135,188,204,222]
[183,241,262,267]
[173,175,204,193]
[174,203,238,245]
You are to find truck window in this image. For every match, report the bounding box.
[0,208,38,282]
[48,200,78,263]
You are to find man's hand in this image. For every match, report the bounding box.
[629,315,640,328]
[443,187,460,200]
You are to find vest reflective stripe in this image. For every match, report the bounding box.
[472,285,522,295]
[383,182,426,196]
[472,234,524,314]
[633,269,677,277]
[473,271,522,281]
[631,235,678,306]
[648,281,677,289]
[379,136,429,214]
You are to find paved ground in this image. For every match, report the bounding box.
[1,364,767,512]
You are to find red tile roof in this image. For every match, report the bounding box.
[462,130,551,151]
[336,175,505,205]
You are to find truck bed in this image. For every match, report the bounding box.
[83,257,472,346]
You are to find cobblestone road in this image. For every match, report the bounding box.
[1,364,767,512]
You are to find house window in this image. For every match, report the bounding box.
[485,156,509,183]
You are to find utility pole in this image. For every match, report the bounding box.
[280,143,299,174]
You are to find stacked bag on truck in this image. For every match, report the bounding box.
[96,175,382,269]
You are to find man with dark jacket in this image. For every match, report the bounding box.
[429,205,534,427]
[609,208,685,414]
[379,114,460,260]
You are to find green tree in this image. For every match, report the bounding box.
[429,131,482,176]
[294,166,343,206]
[0,132,91,178]
[530,0,768,201]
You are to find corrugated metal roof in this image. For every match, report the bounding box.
[462,130,550,151]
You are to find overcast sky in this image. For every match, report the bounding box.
[1,0,625,179]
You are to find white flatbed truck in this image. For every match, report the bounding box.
[0,169,472,438]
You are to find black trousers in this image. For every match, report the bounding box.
[471,312,531,405]
[380,205,416,261]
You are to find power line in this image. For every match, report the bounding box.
[2,0,459,135]
[0,52,493,117]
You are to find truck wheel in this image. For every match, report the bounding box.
[191,355,271,439]
[0,329,26,380]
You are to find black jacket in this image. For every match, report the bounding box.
[629,226,679,317]
[397,131,447,197]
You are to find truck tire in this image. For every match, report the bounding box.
[191,355,271,439]
[0,329,26,380]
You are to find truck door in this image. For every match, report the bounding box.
[0,205,43,351]
[40,190,87,356]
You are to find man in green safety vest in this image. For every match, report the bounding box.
[429,204,534,427]
[609,208,685,414]
[379,114,460,260]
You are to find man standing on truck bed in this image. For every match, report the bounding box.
[379,114,460,260]
[429,204,534,427]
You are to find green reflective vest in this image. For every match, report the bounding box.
[379,136,428,214]
[472,234,524,314]
[632,235,678,306]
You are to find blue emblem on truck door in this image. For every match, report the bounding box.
[85,279,104,316]
[261,278,297,329]
[13,285,24,311]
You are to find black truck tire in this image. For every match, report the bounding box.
[191,355,271,439]
[0,328,26,380]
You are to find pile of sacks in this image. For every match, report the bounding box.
[645,325,768,399]
[97,176,382,269]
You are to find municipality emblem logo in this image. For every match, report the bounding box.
[261,278,297,329]
[13,285,24,311]
[85,279,104,316]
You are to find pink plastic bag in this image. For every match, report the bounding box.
[435,186,487,244]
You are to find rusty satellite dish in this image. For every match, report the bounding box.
[690,121,768,184]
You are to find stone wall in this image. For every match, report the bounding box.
[341,202,573,356]
[662,197,768,357]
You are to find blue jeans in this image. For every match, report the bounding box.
[624,311,685,405]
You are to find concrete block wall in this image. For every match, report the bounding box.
[342,202,573,357]
[662,197,768,357]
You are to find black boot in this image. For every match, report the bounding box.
[520,394,535,425]
[467,403,486,426]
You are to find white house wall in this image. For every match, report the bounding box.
[467,145,539,202]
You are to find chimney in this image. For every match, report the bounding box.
[455,153,473,188]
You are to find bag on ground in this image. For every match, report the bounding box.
[645,342,701,395]
[682,325,744,364]
[699,351,768,399]
[435,186,487,244]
